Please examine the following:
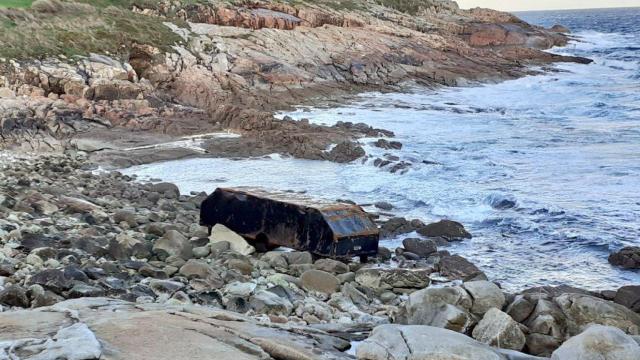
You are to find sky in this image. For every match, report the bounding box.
[456,0,640,11]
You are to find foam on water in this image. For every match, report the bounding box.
[124,8,640,291]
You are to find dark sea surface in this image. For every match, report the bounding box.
[126,8,640,291]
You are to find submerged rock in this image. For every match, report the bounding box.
[417,219,472,240]
[609,246,640,269]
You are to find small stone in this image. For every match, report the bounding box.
[250,290,293,316]
[314,258,349,274]
[227,258,253,275]
[68,284,105,298]
[192,246,210,258]
[284,251,313,265]
[300,270,340,294]
[179,259,216,279]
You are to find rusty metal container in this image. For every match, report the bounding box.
[200,187,379,259]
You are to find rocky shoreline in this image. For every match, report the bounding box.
[1,0,592,169]
[1,0,637,359]
[1,154,639,359]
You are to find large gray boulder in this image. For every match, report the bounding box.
[403,286,475,333]
[472,308,526,351]
[0,297,349,360]
[555,293,640,336]
[463,280,506,315]
[551,325,640,360]
[357,324,539,360]
[524,298,567,356]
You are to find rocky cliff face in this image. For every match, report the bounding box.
[0,0,589,163]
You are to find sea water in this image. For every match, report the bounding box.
[124,8,640,291]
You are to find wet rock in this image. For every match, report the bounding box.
[417,220,472,240]
[327,141,365,163]
[472,308,526,351]
[379,217,424,238]
[300,269,340,294]
[614,285,640,312]
[609,247,640,269]
[374,201,394,211]
[402,238,437,258]
[551,324,640,360]
[463,281,506,316]
[550,24,571,33]
[376,247,392,261]
[373,139,402,150]
[438,254,487,282]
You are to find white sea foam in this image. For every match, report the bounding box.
[124,25,640,291]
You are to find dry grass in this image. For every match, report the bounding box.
[0,1,182,59]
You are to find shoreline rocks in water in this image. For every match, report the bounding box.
[0,153,639,359]
[609,246,640,269]
[0,0,591,168]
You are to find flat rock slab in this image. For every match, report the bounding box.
[0,297,349,360]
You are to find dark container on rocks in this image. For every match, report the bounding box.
[200,187,379,261]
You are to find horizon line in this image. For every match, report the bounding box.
[461,5,640,12]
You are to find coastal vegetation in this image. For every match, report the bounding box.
[0,0,182,59]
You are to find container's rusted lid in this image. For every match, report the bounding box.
[217,187,379,239]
